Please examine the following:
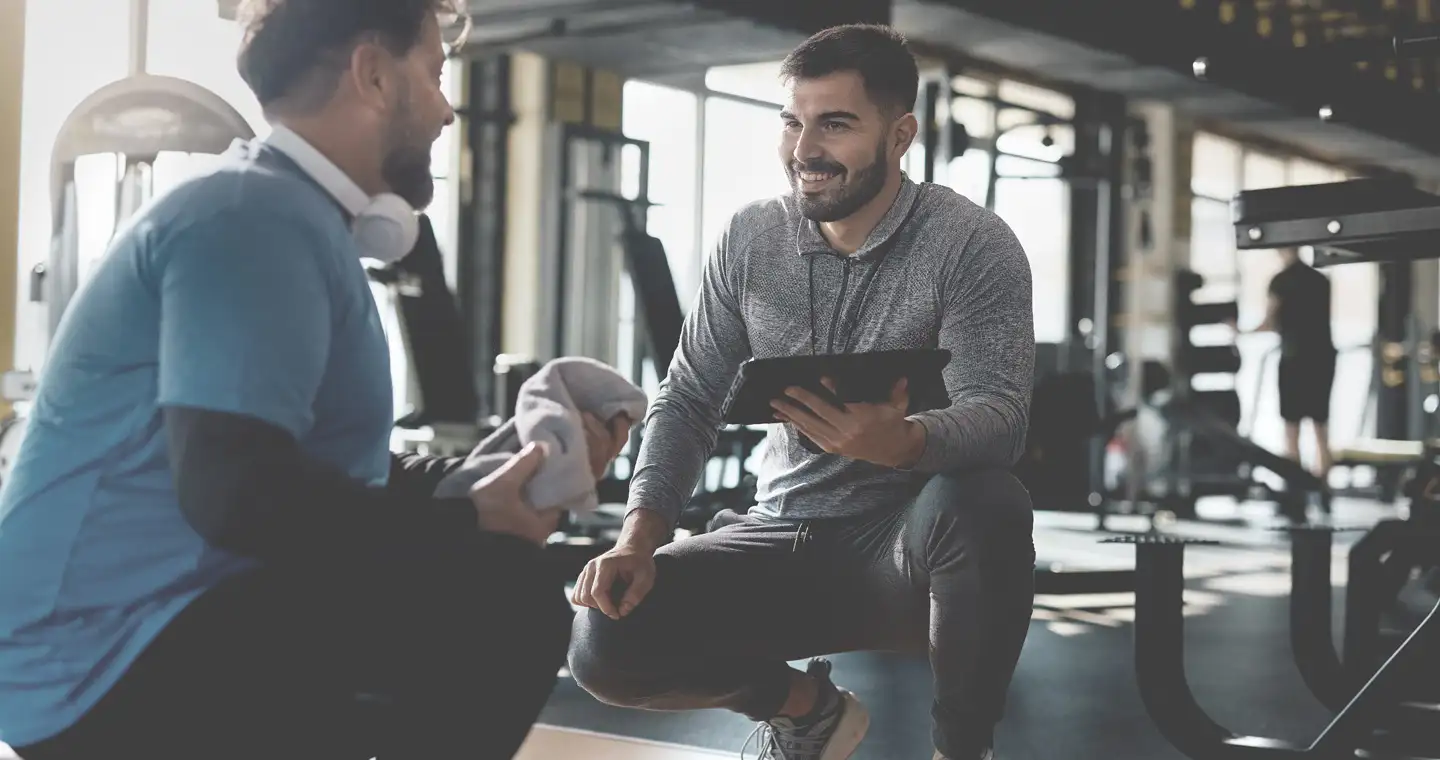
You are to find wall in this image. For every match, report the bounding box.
[0,0,23,412]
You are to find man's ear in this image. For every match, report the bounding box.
[893,112,919,155]
[347,39,395,109]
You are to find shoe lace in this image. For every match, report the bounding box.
[740,722,779,760]
[739,714,836,759]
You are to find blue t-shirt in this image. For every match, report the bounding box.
[0,142,395,747]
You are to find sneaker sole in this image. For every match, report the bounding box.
[819,691,870,760]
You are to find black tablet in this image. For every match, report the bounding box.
[720,348,952,426]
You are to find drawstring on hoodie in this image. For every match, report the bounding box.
[805,186,927,357]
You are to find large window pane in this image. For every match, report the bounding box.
[623,81,700,300]
[147,0,266,134]
[701,97,789,262]
[947,150,991,207]
[1189,197,1238,303]
[1192,132,1241,200]
[996,123,1072,163]
[951,97,996,140]
[705,61,786,106]
[993,178,1069,343]
[73,155,121,287]
[1288,159,1346,186]
[1242,151,1287,190]
[997,80,1075,120]
[618,81,700,394]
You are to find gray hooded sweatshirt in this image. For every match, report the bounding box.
[628,175,1035,527]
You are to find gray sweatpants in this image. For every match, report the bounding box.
[567,468,1036,759]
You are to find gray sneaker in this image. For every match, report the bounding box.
[742,658,869,760]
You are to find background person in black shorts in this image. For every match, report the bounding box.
[1242,246,1337,478]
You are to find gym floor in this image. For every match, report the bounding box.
[0,498,1392,760]
[540,498,1394,759]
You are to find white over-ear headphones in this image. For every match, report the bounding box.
[351,194,420,264]
[263,125,420,264]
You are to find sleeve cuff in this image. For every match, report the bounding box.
[624,501,679,530]
[901,414,945,473]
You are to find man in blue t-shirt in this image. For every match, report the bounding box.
[0,2,626,758]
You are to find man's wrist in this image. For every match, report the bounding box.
[619,506,671,553]
[893,419,927,470]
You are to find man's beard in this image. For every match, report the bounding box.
[380,104,435,209]
[789,139,888,223]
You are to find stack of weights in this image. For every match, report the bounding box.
[1172,269,1244,508]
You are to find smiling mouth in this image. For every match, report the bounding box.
[796,169,842,189]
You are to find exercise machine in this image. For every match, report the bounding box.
[1158,396,1330,523]
[1170,267,1248,514]
[1108,71,1440,754]
[1107,449,1440,758]
[1282,444,1440,708]
[366,216,488,455]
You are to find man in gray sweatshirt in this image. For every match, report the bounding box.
[567,24,1036,760]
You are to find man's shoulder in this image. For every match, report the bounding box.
[913,183,1025,265]
[144,162,349,261]
[724,194,799,251]
[164,159,341,229]
[917,182,1007,237]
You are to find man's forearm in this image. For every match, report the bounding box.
[907,397,1027,473]
[166,406,478,567]
[389,451,467,501]
[625,387,723,530]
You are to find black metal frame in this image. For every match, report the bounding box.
[1233,204,1440,269]
[1108,533,1440,759]
[1281,520,1438,716]
[455,56,514,420]
[1283,525,1362,712]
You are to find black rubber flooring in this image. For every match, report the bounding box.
[540,502,1387,759]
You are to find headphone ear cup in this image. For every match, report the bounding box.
[354,194,419,263]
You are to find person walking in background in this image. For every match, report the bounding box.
[1242,246,1337,479]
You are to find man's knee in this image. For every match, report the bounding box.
[913,468,1034,554]
[567,607,659,708]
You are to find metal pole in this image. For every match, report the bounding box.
[129,0,149,77]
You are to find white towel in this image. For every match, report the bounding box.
[434,357,648,512]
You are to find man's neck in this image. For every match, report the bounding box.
[819,172,904,255]
[274,116,385,197]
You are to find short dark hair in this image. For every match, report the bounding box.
[779,24,919,116]
[236,0,467,112]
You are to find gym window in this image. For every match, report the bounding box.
[1189,131,1375,459]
